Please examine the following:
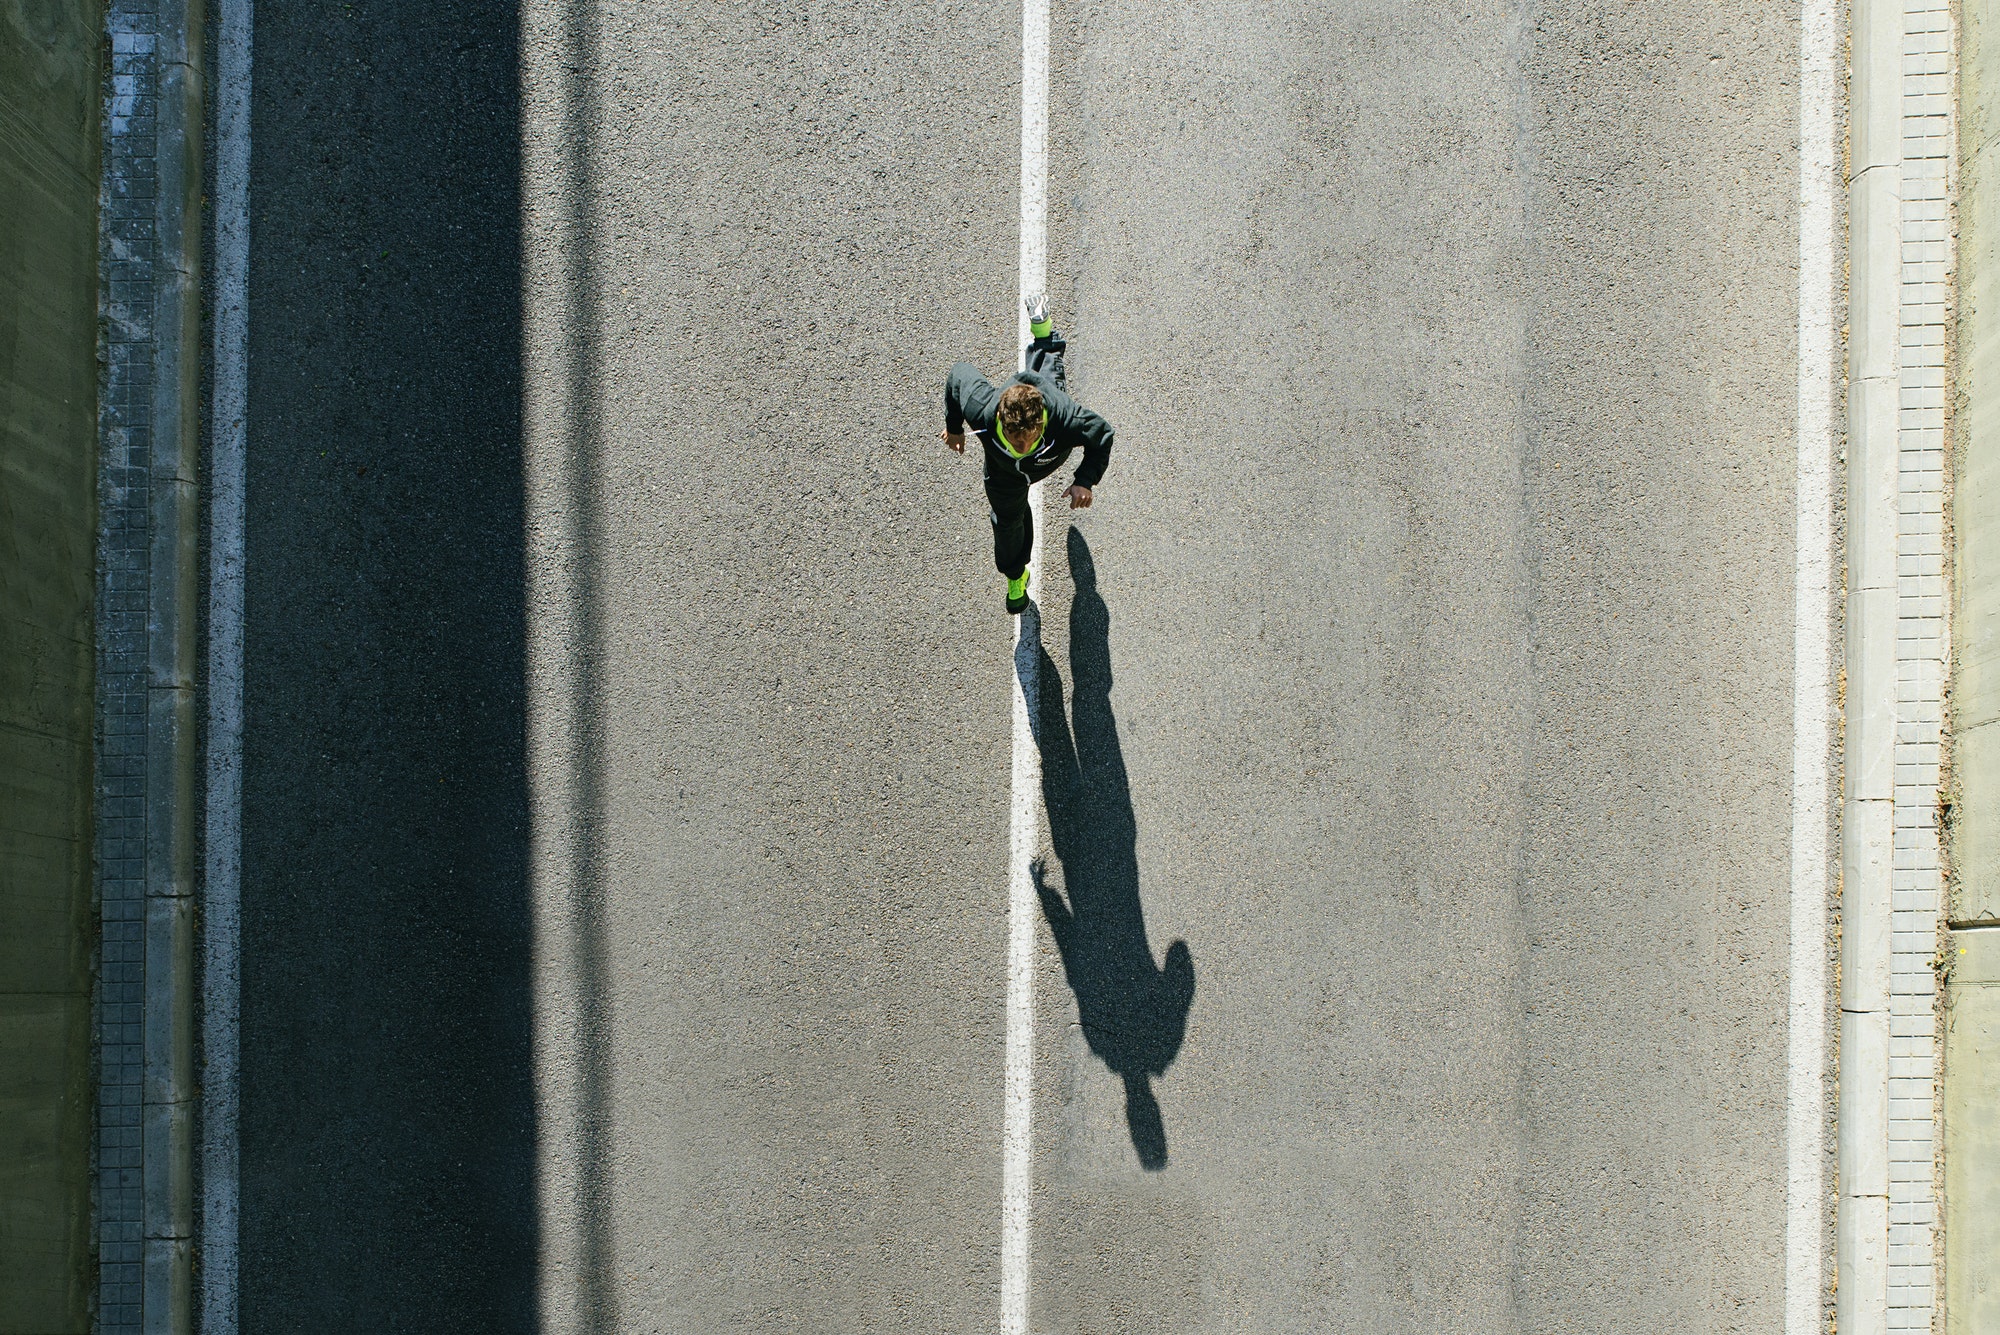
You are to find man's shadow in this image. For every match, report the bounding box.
[1019,528,1195,1171]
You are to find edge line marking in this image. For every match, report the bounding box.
[1002,3,1049,1332]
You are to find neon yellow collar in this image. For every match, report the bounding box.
[995,409,1050,459]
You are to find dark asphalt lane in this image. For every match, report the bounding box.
[240,0,536,1329]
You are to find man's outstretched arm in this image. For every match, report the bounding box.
[1066,403,1114,505]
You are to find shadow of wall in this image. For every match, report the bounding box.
[239,0,537,1326]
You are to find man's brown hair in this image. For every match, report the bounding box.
[998,382,1045,442]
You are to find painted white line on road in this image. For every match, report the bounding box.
[1002,2,1049,1332]
[1786,0,1837,1326]
[1003,569,1041,1335]
[202,0,251,1325]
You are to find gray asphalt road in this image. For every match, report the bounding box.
[240,0,1809,1331]
[515,2,1023,1331]
[1028,3,1801,1331]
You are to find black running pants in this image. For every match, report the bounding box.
[982,335,1067,579]
[985,472,1033,579]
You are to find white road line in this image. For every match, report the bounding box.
[1003,582,1041,1335]
[1786,0,1837,1327]
[202,0,251,1325]
[1002,3,1049,1332]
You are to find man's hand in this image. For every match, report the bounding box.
[940,430,966,454]
[1066,484,1093,509]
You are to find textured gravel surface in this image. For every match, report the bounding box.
[239,0,1811,1330]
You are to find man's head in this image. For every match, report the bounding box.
[997,382,1045,452]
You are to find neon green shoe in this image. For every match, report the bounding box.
[1024,294,1054,341]
[1006,568,1030,615]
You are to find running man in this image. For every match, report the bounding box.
[940,296,1115,613]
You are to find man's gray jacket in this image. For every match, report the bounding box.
[943,362,1115,489]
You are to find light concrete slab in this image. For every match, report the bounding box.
[1946,927,2000,1332]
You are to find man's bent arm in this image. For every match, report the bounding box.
[1068,404,1115,489]
[944,361,995,435]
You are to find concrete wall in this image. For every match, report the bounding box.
[1955,1,2000,1330]
[1961,0,2000,921]
[1947,932,2000,1328]
[0,0,102,1330]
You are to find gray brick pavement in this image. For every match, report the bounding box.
[1887,0,1951,1326]
[97,0,200,1327]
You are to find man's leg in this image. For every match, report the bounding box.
[1025,336,1067,390]
[985,471,1033,579]
[1025,293,1068,390]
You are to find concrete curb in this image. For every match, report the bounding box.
[197,0,251,1319]
[1844,0,1904,1330]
